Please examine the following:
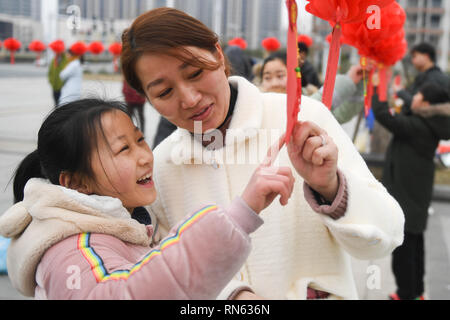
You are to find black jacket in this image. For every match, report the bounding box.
[397,66,450,109]
[372,92,450,233]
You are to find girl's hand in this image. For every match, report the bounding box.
[287,121,339,202]
[241,136,295,214]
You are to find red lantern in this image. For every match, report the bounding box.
[305,0,394,25]
[49,40,65,54]
[70,41,88,56]
[108,42,122,72]
[88,41,104,55]
[49,40,66,67]
[228,37,247,50]
[297,34,313,47]
[305,0,395,109]
[28,40,46,65]
[261,37,281,52]
[4,37,22,64]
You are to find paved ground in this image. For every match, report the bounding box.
[1,63,450,300]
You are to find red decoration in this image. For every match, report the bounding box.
[228,37,247,50]
[88,41,104,55]
[285,0,302,144]
[70,41,88,56]
[4,37,22,64]
[108,42,122,72]
[305,0,395,109]
[297,34,313,47]
[28,40,46,65]
[49,40,65,54]
[261,37,281,52]
[305,0,394,25]
[342,2,406,109]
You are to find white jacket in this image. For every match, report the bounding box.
[59,59,82,104]
[148,76,405,300]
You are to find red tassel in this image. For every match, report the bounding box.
[285,0,301,144]
[378,65,388,102]
[10,52,15,64]
[322,23,342,109]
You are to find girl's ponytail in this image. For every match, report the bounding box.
[13,149,45,203]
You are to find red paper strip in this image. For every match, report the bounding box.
[322,23,342,109]
[378,65,388,102]
[285,0,301,144]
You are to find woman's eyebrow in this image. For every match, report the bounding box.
[146,78,164,91]
[146,62,193,91]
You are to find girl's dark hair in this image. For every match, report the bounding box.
[419,83,450,105]
[13,99,131,203]
[120,7,231,95]
[261,50,287,78]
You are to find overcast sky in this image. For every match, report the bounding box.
[281,0,313,34]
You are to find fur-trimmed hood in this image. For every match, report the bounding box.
[412,102,450,140]
[412,102,450,118]
[0,179,151,297]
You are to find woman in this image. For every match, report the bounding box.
[121,8,404,300]
[59,48,84,105]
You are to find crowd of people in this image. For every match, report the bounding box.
[0,7,449,301]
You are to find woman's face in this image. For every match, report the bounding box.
[135,46,231,133]
[261,59,287,93]
[87,110,156,212]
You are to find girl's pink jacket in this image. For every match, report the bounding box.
[0,179,263,299]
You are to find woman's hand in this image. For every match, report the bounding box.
[287,121,339,202]
[241,136,295,214]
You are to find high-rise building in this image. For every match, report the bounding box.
[398,0,450,71]
[0,0,287,53]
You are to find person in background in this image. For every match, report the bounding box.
[122,80,147,134]
[224,44,254,82]
[298,40,321,90]
[395,42,450,112]
[372,79,450,300]
[47,52,68,106]
[59,49,84,105]
[260,51,364,124]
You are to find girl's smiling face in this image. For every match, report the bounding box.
[261,58,288,93]
[135,46,231,133]
[86,110,156,212]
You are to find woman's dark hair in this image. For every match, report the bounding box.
[411,42,436,63]
[419,83,450,105]
[120,7,231,95]
[13,99,131,203]
[261,51,287,78]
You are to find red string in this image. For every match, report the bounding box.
[285,0,301,144]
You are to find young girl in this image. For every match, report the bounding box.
[0,99,295,299]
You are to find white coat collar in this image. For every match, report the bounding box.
[166,76,265,164]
